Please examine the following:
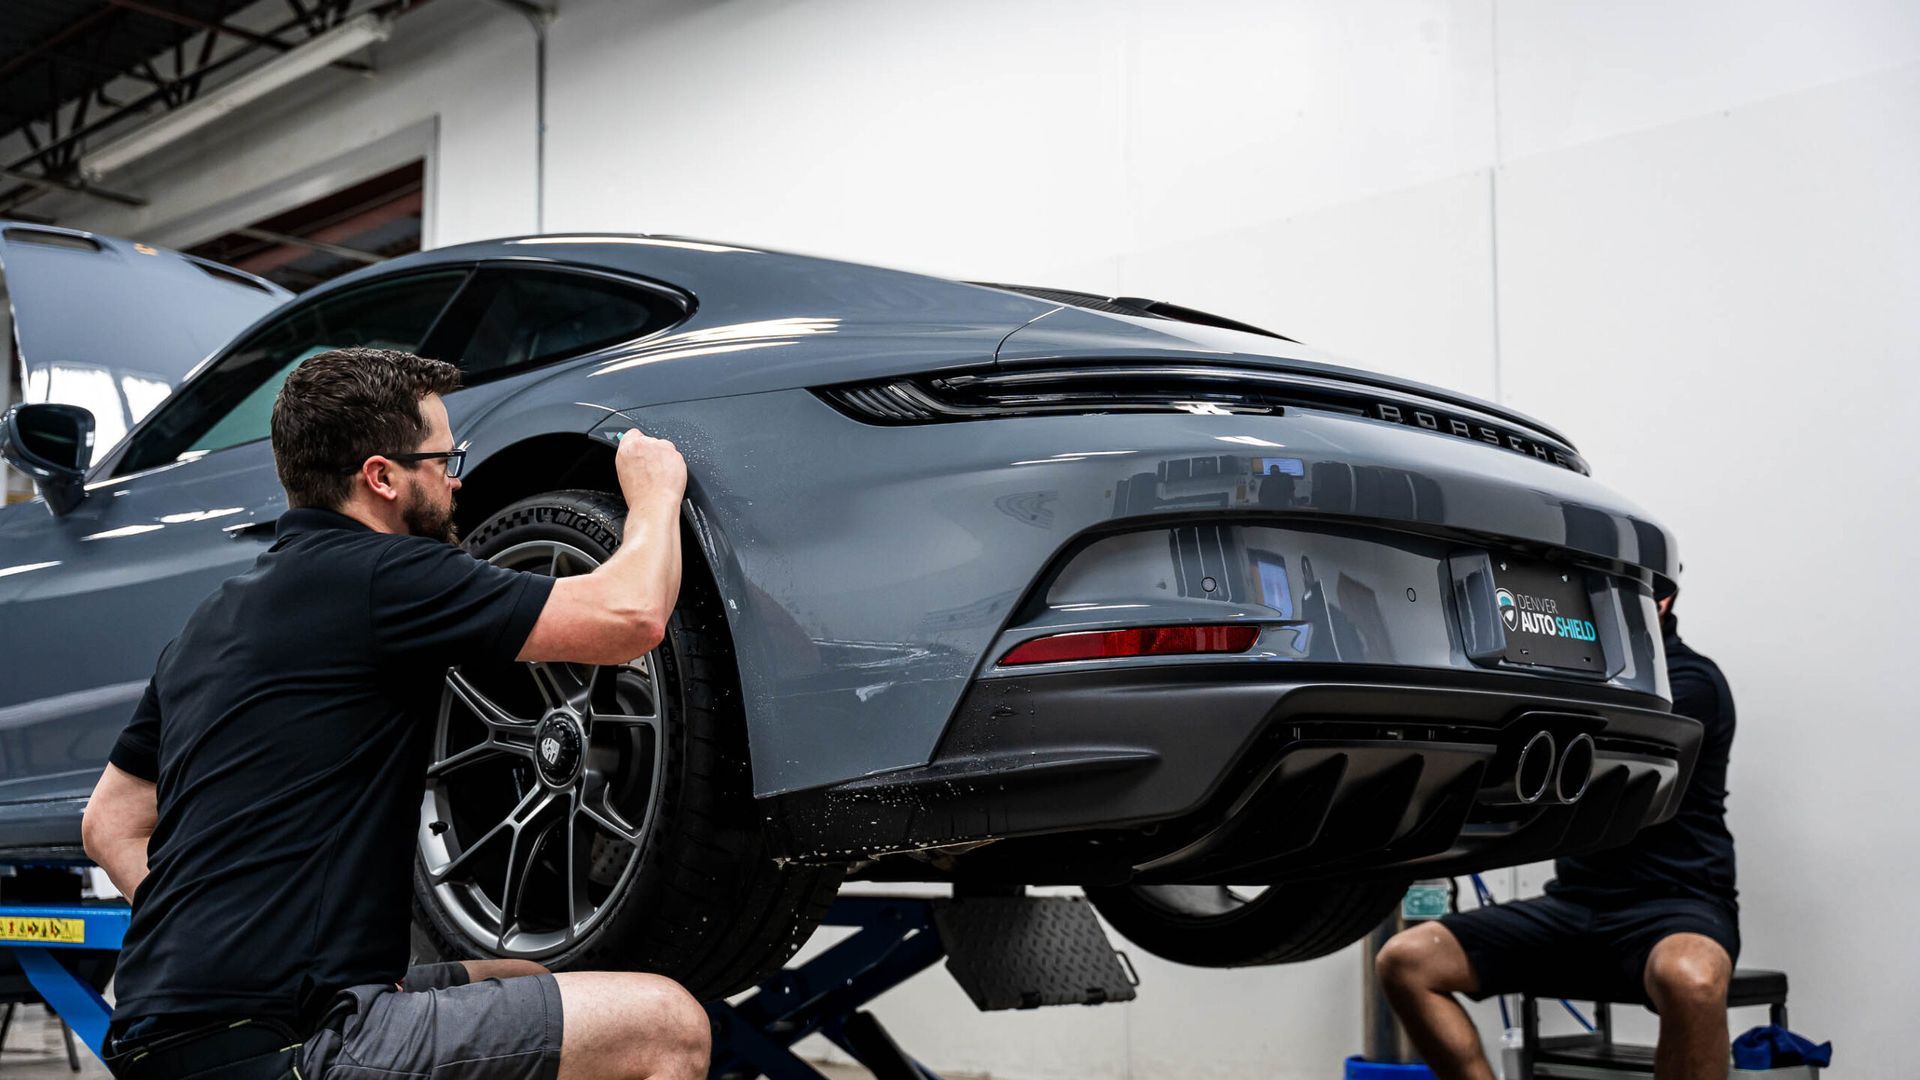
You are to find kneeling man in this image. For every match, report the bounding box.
[84,349,708,1079]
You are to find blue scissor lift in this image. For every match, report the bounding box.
[0,889,1136,1078]
[0,900,129,1067]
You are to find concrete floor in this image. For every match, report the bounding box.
[0,1005,107,1078]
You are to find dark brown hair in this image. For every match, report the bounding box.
[270,347,461,510]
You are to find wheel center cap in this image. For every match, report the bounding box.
[535,712,584,786]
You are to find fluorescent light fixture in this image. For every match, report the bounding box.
[80,14,393,180]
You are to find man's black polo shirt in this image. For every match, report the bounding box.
[1548,617,1739,913]
[106,507,555,1029]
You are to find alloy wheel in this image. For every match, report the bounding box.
[417,540,666,959]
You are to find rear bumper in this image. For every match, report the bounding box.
[769,664,1700,884]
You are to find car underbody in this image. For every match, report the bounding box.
[775,665,1696,886]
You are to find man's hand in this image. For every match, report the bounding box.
[615,429,686,512]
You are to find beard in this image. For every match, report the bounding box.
[402,486,459,544]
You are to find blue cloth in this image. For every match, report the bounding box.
[1732,1024,1832,1069]
[1343,1056,1435,1078]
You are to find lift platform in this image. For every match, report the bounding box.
[709,893,1139,1080]
[0,892,1137,1078]
[0,901,130,1063]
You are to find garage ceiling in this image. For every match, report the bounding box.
[0,0,393,216]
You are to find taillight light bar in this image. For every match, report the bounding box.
[815,365,1590,475]
[998,624,1261,666]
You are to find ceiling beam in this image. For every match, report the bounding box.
[235,226,385,265]
[3,4,365,178]
[0,167,146,207]
[232,187,423,275]
[102,0,373,73]
[0,7,120,82]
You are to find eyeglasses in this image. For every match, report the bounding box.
[340,449,467,478]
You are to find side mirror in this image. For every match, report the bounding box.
[2,403,94,515]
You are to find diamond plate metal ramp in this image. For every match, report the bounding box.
[932,896,1138,1011]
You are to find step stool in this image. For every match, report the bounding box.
[1518,968,1789,1079]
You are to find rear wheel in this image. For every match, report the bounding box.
[1085,880,1405,966]
[411,489,841,998]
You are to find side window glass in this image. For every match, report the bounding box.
[116,271,467,476]
[447,270,680,382]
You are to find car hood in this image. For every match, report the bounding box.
[0,222,289,450]
[994,303,1574,447]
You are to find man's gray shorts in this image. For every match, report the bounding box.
[300,962,564,1079]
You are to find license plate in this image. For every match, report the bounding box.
[1492,557,1603,673]
[0,916,84,944]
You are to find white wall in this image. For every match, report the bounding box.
[44,0,1920,1075]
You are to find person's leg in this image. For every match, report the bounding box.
[308,966,706,1080]
[554,971,710,1080]
[1643,933,1732,1080]
[1375,922,1495,1080]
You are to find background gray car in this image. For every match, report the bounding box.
[0,223,1697,996]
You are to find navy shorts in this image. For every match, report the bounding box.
[1439,893,1740,1004]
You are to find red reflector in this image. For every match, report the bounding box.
[998,624,1261,666]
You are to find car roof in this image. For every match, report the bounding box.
[4,225,1571,451]
[342,236,1567,445]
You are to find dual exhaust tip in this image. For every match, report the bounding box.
[1508,730,1595,805]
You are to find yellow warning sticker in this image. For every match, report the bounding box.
[0,917,84,944]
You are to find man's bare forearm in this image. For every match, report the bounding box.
[569,493,682,656]
[94,837,151,899]
[82,764,158,900]
[520,496,684,665]
[602,493,683,634]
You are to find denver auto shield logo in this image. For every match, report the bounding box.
[1496,588,1520,631]
[1496,587,1596,641]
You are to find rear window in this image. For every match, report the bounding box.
[434,268,683,383]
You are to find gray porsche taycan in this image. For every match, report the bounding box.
[0,223,1698,995]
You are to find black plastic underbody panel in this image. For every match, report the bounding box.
[766,664,1699,885]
